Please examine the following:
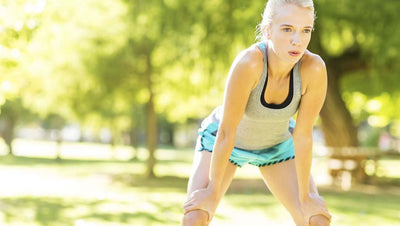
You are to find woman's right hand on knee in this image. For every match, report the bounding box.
[300,193,331,226]
[183,188,218,219]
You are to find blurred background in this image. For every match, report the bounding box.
[0,0,399,225]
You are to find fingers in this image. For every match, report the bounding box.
[307,210,332,225]
[183,191,198,208]
[183,203,197,214]
[183,188,206,213]
[302,194,331,225]
[183,205,194,214]
[184,197,194,206]
[183,199,197,212]
[304,206,332,225]
[183,196,202,214]
[316,208,332,222]
[182,188,216,216]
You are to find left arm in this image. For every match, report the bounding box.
[293,54,327,203]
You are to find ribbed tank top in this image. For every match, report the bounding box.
[200,42,303,150]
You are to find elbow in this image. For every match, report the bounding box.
[293,132,313,147]
[293,129,312,141]
[217,125,236,146]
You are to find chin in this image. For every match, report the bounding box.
[286,56,300,63]
[288,52,304,62]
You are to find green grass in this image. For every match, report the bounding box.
[0,141,399,226]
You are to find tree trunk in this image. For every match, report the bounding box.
[145,90,157,178]
[0,108,17,156]
[319,66,359,147]
[130,124,138,161]
[309,27,358,146]
[56,129,62,161]
[4,117,16,156]
[109,126,118,160]
[144,46,158,178]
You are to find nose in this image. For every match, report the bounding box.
[291,33,300,46]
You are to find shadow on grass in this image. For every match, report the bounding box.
[371,177,400,186]
[0,197,74,225]
[0,155,141,166]
[0,153,191,166]
[80,211,169,224]
[111,174,189,192]
[228,178,269,194]
[0,196,178,225]
[321,189,400,222]
[111,173,271,195]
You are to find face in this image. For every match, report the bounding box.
[266,4,314,63]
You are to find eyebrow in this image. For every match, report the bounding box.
[280,24,313,29]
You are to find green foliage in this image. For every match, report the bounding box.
[314,0,400,128]
[1,0,400,135]
[131,0,266,123]
[0,1,44,106]
[18,0,136,137]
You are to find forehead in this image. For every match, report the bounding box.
[272,4,314,27]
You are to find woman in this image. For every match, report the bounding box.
[182,0,332,225]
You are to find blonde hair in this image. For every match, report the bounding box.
[255,0,316,42]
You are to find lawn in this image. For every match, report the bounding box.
[0,139,399,226]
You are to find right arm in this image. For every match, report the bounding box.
[183,45,263,214]
[207,48,263,194]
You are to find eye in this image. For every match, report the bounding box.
[282,27,292,32]
[303,29,312,33]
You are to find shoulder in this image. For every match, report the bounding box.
[301,50,326,77]
[217,44,265,132]
[229,44,264,89]
[232,44,264,73]
[300,50,327,93]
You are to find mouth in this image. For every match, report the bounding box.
[288,51,301,57]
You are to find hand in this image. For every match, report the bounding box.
[301,193,331,225]
[183,188,218,219]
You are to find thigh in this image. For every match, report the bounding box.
[258,159,304,224]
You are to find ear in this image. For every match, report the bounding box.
[264,26,271,39]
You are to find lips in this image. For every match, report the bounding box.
[289,51,300,57]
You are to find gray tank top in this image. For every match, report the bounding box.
[200,42,302,150]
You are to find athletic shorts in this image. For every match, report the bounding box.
[195,121,295,167]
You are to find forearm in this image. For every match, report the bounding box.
[293,135,313,202]
[207,129,235,193]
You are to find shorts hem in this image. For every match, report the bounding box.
[255,155,295,167]
[198,148,212,152]
[229,159,243,168]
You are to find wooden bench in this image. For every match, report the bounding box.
[326,147,381,190]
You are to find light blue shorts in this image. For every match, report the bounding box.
[195,122,295,167]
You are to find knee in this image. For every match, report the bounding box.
[182,210,209,226]
[309,214,330,226]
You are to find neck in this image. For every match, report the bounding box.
[267,44,295,80]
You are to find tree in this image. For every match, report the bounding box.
[3,0,398,176]
[0,0,46,154]
[310,0,400,147]
[117,0,271,177]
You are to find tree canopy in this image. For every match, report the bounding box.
[1,0,400,172]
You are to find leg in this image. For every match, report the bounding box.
[181,150,237,226]
[258,159,330,226]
